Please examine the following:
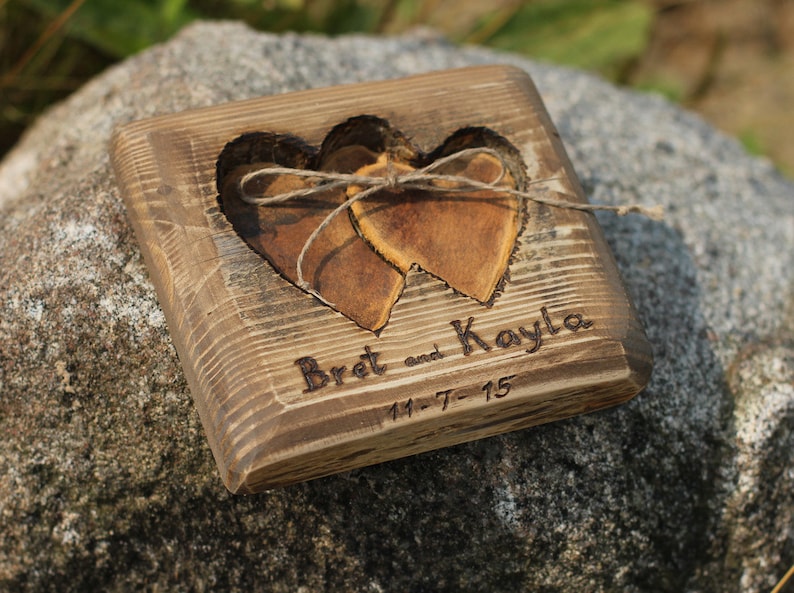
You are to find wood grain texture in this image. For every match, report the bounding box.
[110,65,652,493]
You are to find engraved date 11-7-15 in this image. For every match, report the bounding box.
[388,375,516,422]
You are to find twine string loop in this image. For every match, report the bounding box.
[236,147,663,306]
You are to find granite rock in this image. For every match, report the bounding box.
[1,22,792,593]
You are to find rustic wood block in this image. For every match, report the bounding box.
[110,65,652,493]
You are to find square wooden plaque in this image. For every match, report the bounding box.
[111,65,652,493]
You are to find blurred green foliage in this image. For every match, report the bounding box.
[483,0,652,81]
[19,0,198,57]
[0,0,653,156]
[738,129,765,157]
[632,78,686,104]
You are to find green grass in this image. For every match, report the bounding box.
[633,77,686,103]
[738,129,765,157]
[1,0,777,175]
[480,0,652,80]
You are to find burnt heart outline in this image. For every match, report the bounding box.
[216,115,529,333]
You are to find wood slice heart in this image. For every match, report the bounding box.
[217,116,527,332]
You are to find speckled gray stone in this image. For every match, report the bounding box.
[1,21,792,593]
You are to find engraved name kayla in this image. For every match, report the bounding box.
[294,306,593,394]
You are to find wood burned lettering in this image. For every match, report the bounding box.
[295,345,386,393]
[293,307,593,396]
[449,307,594,356]
[404,344,444,367]
[389,375,518,422]
[482,375,516,401]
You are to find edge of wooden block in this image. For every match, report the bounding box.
[110,64,654,494]
[229,332,652,493]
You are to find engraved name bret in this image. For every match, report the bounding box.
[294,306,593,393]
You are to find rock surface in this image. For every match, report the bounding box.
[1,21,792,593]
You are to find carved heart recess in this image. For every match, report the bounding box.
[216,116,527,332]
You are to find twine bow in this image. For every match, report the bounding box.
[237,147,663,305]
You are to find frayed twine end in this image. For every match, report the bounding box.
[616,204,665,221]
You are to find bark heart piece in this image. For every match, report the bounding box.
[217,118,409,332]
[349,128,523,303]
[216,117,526,332]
